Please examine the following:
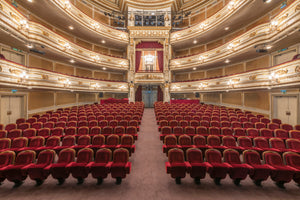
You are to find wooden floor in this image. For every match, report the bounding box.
[1,108,300,200]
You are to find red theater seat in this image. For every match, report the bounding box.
[0,150,15,184]
[165,148,188,184]
[23,149,55,185]
[205,149,231,185]
[263,151,296,188]
[1,150,36,187]
[88,148,112,184]
[186,148,210,184]
[223,149,252,185]
[110,148,131,184]
[283,152,300,185]
[243,150,272,186]
[45,148,76,185]
[67,148,94,184]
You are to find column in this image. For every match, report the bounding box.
[128,38,135,102]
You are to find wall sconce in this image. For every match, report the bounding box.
[227,78,239,88]
[227,1,236,10]
[198,83,207,90]
[91,83,100,89]
[63,42,71,51]
[199,22,207,30]
[19,20,29,30]
[91,22,100,29]
[64,1,71,9]
[91,55,100,62]
[270,20,278,31]
[18,71,29,83]
[59,78,71,87]
[268,72,280,83]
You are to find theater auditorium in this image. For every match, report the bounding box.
[0,0,300,199]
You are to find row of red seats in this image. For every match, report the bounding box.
[3,120,140,132]
[159,126,300,140]
[0,134,136,155]
[157,119,299,131]
[5,118,141,130]
[0,126,139,140]
[0,148,131,187]
[162,134,300,156]
[166,148,300,188]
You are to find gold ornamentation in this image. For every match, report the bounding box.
[295,65,300,73]
[0,66,2,72]
[249,75,257,80]
[78,81,83,85]
[249,32,256,37]
[296,4,300,11]
[42,31,49,37]
[10,12,20,21]
[0,3,3,10]
[107,84,111,87]
[276,69,288,75]
[41,75,48,80]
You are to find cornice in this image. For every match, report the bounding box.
[170,1,300,70]
[0,1,129,70]
[0,59,128,92]
[171,59,300,93]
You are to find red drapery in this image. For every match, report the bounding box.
[135,85,142,102]
[136,42,163,48]
[135,51,142,72]
[136,42,163,72]
[157,85,163,102]
[157,51,163,72]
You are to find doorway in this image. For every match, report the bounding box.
[0,95,26,125]
[272,95,299,126]
[142,85,157,108]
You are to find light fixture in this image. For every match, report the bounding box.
[225,59,230,63]
[27,86,32,89]
[224,27,230,31]
[27,0,33,2]
[227,1,235,10]
[102,67,106,70]
[19,20,29,30]
[151,12,155,15]
[193,67,196,70]
[91,22,100,29]
[266,45,272,49]
[63,42,71,50]
[92,55,100,62]
[70,59,75,63]
[193,40,197,44]
[68,25,74,30]
[26,43,33,49]
[263,0,272,3]
[227,43,234,50]
[101,40,106,44]
[64,1,71,9]
[198,83,207,89]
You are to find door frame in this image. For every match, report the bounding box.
[271,93,300,125]
[0,92,28,123]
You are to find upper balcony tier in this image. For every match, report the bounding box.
[170,0,284,48]
[0,1,129,71]
[14,0,129,48]
[170,0,300,70]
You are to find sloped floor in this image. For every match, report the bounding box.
[1,108,300,200]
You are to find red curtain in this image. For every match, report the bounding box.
[157,85,163,102]
[135,51,141,72]
[135,85,142,102]
[157,51,163,72]
[136,42,163,48]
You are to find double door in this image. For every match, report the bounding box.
[142,85,157,108]
[272,95,299,126]
[0,95,25,125]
